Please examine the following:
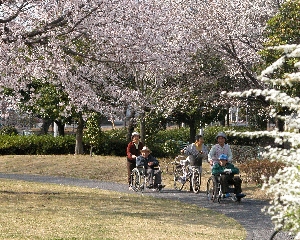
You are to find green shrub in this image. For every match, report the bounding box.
[0,135,75,155]
[145,127,190,158]
[92,128,128,156]
[0,126,18,136]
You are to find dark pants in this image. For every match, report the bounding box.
[146,168,162,186]
[219,174,242,194]
[127,160,136,185]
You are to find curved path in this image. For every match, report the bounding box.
[0,173,284,240]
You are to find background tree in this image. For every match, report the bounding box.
[258,0,300,131]
[0,1,198,151]
[18,80,71,135]
[84,112,102,157]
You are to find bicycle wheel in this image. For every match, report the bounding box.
[173,164,185,190]
[206,176,218,202]
[130,168,143,192]
[191,168,201,194]
[269,230,295,240]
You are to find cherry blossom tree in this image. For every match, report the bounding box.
[190,0,285,89]
[0,1,199,150]
[0,0,289,152]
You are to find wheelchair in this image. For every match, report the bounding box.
[206,174,242,203]
[172,155,201,193]
[130,165,163,192]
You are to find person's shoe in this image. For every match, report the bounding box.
[157,184,165,191]
[128,185,133,191]
[236,193,246,198]
[223,193,231,198]
[147,184,154,189]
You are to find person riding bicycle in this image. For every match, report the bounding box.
[136,146,164,191]
[211,154,246,199]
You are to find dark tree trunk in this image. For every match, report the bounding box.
[75,115,84,155]
[140,111,146,145]
[55,120,65,137]
[40,119,52,134]
[188,120,197,144]
[126,109,136,142]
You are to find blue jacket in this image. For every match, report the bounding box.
[136,154,159,169]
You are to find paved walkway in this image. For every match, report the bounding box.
[0,173,286,240]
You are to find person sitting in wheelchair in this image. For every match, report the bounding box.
[136,146,165,191]
[211,154,246,199]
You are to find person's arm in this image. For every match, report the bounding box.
[126,143,136,160]
[227,145,233,162]
[227,163,239,174]
[202,145,208,155]
[137,156,146,167]
[182,144,192,156]
[211,164,223,175]
[148,155,159,167]
[208,145,215,165]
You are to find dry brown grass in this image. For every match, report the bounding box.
[0,155,270,200]
[0,154,266,239]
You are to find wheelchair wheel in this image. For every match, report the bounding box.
[130,168,144,192]
[173,164,185,190]
[191,168,201,194]
[206,176,218,202]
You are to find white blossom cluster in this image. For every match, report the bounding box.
[0,1,197,119]
[227,44,300,238]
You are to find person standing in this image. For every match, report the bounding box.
[208,132,233,167]
[126,132,144,190]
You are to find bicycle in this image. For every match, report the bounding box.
[172,155,201,193]
[269,229,295,240]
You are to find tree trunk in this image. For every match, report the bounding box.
[140,111,146,145]
[188,120,197,144]
[75,115,84,155]
[89,146,93,157]
[40,118,52,134]
[226,108,230,126]
[126,109,136,142]
[276,117,284,132]
[55,120,65,137]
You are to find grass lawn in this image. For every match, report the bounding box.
[0,154,265,239]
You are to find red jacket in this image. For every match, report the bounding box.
[126,141,144,162]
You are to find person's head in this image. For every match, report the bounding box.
[218,154,228,166]
[131,132,140,143]
[140,146,151,157]
[216,132,227,146]
[195,135,204,146]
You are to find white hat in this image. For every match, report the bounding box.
[216,132,227,140]
[131,132,140,139]
[141,146,151,153]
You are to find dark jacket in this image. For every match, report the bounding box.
[211,162,239,175]
[136,154,159,169]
